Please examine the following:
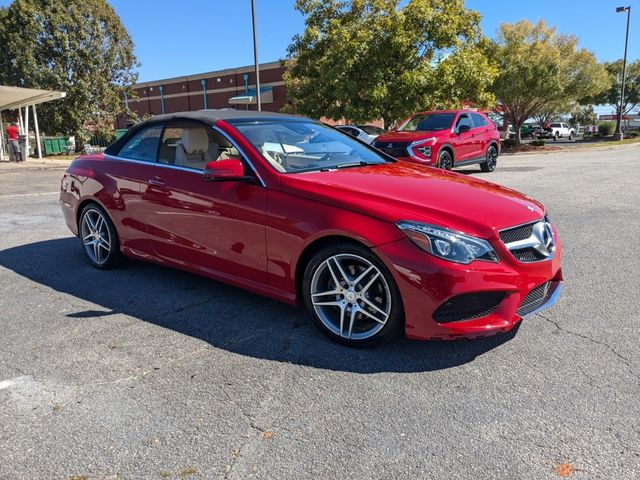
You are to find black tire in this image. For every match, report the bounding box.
[438,149,453,170]
[480,145,498,172]
[302,242,404,347]
[554,132,559,141]
[568,132,574,140]
[78,203,123,269]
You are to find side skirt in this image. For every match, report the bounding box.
[453,156,488,167]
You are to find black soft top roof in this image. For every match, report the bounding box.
[144,109,303,125]
[106,109,309,156]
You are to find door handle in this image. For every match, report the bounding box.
[148,177,165,187]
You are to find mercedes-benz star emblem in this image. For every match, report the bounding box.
[531,221,555,257]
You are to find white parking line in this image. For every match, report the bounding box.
[0,375,32,390]
[0,192,59,199]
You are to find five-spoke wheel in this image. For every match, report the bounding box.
[303,244,402,346]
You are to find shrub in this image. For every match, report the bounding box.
[502,139,516,148]
[582,133,592,139]
[626,130,639,138]
[598,122,616,136]
[530,139,545,147]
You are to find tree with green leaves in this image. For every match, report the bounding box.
[532,101,566,129]
[569,104,597,126]
[0,0,137,142]
[283,0,497,128]
[490,20,610,144]
[591,60,640,133]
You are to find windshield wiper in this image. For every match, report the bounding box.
[335,161,378,169]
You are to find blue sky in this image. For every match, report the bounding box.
[1,0,637,84]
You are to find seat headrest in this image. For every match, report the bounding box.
[181,128,209,154]
[244,127,273,146]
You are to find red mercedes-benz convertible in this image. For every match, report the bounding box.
[60,110,562,346]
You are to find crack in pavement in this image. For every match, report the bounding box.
[536,312,639,382]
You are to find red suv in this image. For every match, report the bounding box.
[373,110,501,172]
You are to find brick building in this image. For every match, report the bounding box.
[117,61,289,128]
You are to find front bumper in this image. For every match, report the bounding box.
[374,237,563,340]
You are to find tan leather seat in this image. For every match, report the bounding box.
[175,127,219,169]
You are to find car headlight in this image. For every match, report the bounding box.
[396,221,499,264]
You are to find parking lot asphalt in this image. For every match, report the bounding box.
[1,146,639,480]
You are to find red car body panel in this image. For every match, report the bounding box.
[374,109,501,166]
[60,113,562,341]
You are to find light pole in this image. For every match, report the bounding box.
[251,0,262,111]
[614,6,631,140]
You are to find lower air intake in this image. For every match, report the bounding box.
[433,291,506,323]
[517,281,556,316]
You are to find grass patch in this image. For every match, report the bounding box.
[572,136,640,148]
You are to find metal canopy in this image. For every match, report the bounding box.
[0,85,66,161]
[228,87,273,105]
[0,85,66,110]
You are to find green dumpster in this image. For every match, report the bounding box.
[43,138,54,156]
[52,138,61,154]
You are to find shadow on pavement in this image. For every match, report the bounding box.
[0,238,519,374]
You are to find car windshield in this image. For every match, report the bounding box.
[233,121,390,173]
[358,125,385,135]
[398,113,455,132]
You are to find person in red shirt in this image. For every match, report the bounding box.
[6,122,21,162]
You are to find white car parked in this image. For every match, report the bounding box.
[545,122,575,141]
[335,125,385,144]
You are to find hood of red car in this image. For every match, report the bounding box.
[374,130,449,143]
[280,162,545,238]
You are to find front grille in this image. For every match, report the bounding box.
[517,281,551,316]
[373,141,411,158]
[433,291,506,323]
[511,248,548,262]
[499,222,535,243]
[499,217,554,263]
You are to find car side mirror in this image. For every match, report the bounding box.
[203,159,249,182]
[457,124,471,134]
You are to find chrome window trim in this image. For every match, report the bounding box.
[105,124,266,187]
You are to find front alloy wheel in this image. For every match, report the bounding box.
[481,145,498,172]
[79,204,122,269]
[303,245,402,346]
[438,150,453,170]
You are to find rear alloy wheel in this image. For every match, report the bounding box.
[302,244,403,346]
[79,204,122,269]
[438,149,453,170]
[569,131,574,140]
[480,145,498,172]
[554,132,559,141]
